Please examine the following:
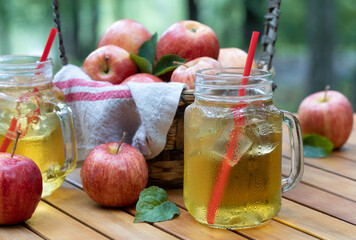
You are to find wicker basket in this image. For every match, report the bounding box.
[52,0,280,188]
[146,90,194,188]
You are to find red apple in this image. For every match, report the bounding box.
[80,134,148,207]
[155,20,220,62]
[298,87,354,149]
[98,19,152,55]
[0,153,42,225]
[82,45,137,85]
[120,73,163,86]
[170,57,221,89]
[218,48,258,69]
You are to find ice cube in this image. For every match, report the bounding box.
[0,93,17,109]
[242,118,281,156]
[25,112,58,138]
[17,92,41,118]
[248,143,278,156]
[258,122,274,136]
[211,124,253,167]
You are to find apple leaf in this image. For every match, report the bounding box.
[303,134,334,158]
[138,32,158,66]
[130,53,153,74]
[134,186,180,223]
[154,54,187,77]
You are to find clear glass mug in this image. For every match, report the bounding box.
[0,55,77,197]
[184,68,303,229]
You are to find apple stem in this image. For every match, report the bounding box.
[324,85,330,102]
[103,56,110,73]
[173,61,189,68]
[11,130,21,158]
[116,132,127,154]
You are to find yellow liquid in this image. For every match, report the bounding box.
[0,112,73,197]
[184,99,283,229]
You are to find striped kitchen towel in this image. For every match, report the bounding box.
[53,64,186,160]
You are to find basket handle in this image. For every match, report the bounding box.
[258,0,281,71]
[52,0,68,66]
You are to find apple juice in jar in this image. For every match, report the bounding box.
[0,55,77,197]
[184,68,304,229]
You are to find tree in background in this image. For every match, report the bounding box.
[187,0,198,21]
[307,0,336,93]
[243,0,265,49]
[0,3,11,54]
[89,0,99,49]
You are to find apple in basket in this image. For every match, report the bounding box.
[97,19,152,55]
[82,45,137,85]
[81,133,148,207]
[171,56,222,89]
[120,73,164,86]
[218,47,258,69]
[155,20,220,62]
[298,86,354,149]
[0,131,42,225]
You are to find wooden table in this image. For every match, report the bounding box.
[1,117,356,240]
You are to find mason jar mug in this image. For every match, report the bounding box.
[0,55,77,197]
[184,67,303,229]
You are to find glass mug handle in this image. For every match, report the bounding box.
[51,101,77,174]
[281,110,304,193]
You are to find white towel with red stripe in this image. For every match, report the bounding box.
[53,64,186,160]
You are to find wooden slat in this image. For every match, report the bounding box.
[25,201,108,240]
[282,157,356,201]
[65,173,248,240]
[276,199,356,240]
[283,116,356,163]
[125,205,247,240]
[282,143,356,181]
[283,182,356,225]
[333,143,356,162]
[0,225,43,240]
[44,182,178,240]
[67,165,82,183]
[167,189,319,240]
[237,220,317,240]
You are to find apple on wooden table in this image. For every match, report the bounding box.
[81,133,148,207]
[298,86,354,149]
[155,20,220,62]
[82,45,137,85]
[0,131,42,225]
[98,19,152,55]
[120,73,163,86]
[170,56,222,89]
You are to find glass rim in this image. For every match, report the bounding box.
[0,55,52,68]
[196,67,272,79]
[0,55,53,87]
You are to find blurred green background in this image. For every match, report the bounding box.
[0,0,355,112]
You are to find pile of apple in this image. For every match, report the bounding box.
[83,19,256,89]
[80,19,258,208]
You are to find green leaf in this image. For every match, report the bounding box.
[134,186,180,223]
[138,32,158,66]
[154,54,187,77]
[303,134,334,158]
[130,53,152,74]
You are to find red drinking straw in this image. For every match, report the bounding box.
[0,28,58,152]
[206,31,260,225]
[40,28,58,62]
